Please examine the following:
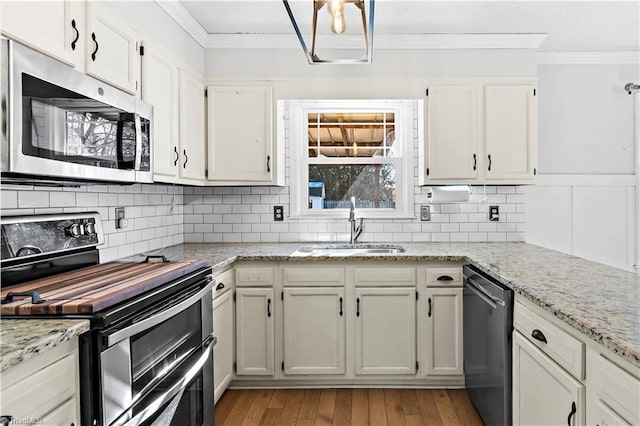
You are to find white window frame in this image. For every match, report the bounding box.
[286,99,418,219]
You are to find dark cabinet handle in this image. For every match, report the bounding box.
[215,283,225,290]
[0,416,12,426]
[531,329,548,344]
[428,298,432,317]
[488,154,492,171]
[473,153,477,171]
[71,19,79,50]
[339,297,343,317]
[356,298,360,317]
[267,298,271,318]
[173,146,179,166]
[183,149,188,168]
[567,401,576,425]
[91,32,98,61]
[267,155,271,173]
[436,275,454,281]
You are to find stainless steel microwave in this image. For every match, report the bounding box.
[1,39,153,185]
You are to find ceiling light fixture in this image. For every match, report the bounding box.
[283,0,375,64]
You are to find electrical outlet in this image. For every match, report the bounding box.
[420,205,431,221]
[115,207,128,229]
[489,205,500,222]
[273,205,284,221]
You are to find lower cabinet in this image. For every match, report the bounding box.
[235,287,274,376]
[283,287,345,375]
[513,331,585,426]
[213,287,234,403]
[355,287,417,375]
[424,287,463,376]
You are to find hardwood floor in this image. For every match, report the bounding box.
[214,388,484,426]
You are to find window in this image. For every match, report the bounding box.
[286,100,419,219]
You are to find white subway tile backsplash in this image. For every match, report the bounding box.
[19,191,49,208]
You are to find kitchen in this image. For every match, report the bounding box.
[0,1,638,425]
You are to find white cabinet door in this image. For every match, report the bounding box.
[178,68,206,183]
[355,287,416,375]
[590,399,632,426]
[484,85,536,180]
[39,397,78,426]
[283,287,345,375]
[423,85,479,182]
[235,288,274,376]
[207,85,274,183]
[141,41,179,182]
[213,289,234,403]
[85,2,139,94]
[513,332,585,426]
[1,0,82,67]
[425,287,463,376]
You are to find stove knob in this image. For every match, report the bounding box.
[67,223,82,238]
[85,222,96,236]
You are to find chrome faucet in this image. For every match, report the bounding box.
[349,197,363,244]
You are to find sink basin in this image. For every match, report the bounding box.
[293,244,406,256]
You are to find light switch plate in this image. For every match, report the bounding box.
[489,205,500,221]
[420,205,431,221]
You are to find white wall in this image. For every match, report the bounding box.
[525,61,639,271]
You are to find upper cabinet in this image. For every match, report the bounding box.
[206,84,284,186]
[179,69,207,183]
[85,1,140,95]
[1,0,83,67]
[420,79,537,185]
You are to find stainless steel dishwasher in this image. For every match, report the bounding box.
[463,264,514,426]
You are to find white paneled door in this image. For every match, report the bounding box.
[235,288,274,376]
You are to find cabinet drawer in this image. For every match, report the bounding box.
[213,269,234,297]
[235,266,274,287]
[40,396,78,426]
[1,352,77,421]
[282,267,345,287]
[514,301,585,379]
[426,267,462,287]
[589,351,640,425]
[354,267,417,287]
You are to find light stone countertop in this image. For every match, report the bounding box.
[155,242,640,367]
[0,319,90,372]
[2,241,637,371]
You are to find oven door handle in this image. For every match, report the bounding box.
[465,277,505,309]
[112,334,216,426]
[103,278,213,347]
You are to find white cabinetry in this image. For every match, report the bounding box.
[212,269,234,403]
[513,332,585,426]
[235,287,274,376]
[142,41,205,185]
[178,68,206,183]
[1,0,83,67]
[206,84,284,186]
[283,287,345,375]
[420,80,537,185]
[355,287,417,375]
[424,287,463,376]
[85,1,140,95]
[0,339,80,426]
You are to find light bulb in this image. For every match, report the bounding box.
[328,0,346,35]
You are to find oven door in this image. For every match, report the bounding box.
[99,279,213,426]
[2,39,152,184]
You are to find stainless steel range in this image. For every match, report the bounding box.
[1,213,215,426]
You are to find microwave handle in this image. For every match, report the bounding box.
[134,114,142,170]
[111,334,216,426]
[102,277,213,347]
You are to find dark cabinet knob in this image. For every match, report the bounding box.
[531,328,548,344]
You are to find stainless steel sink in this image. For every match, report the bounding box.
[292,244,406,256]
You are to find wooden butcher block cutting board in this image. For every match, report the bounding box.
[0,259,208,315]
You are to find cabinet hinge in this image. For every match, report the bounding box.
[139,45,145,56]
[425,88,429,96]
[234,361,237,372]
[426,168,430,176]
[282,361,284,371]
[281,291,284,301]
[533,88,536,96]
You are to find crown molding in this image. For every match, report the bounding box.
[204,33,548,50]
[155,0,208,47]
[537,51,640,64]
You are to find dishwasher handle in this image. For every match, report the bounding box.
[466,277,505,309]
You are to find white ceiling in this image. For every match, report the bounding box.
[178,0,639,52]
